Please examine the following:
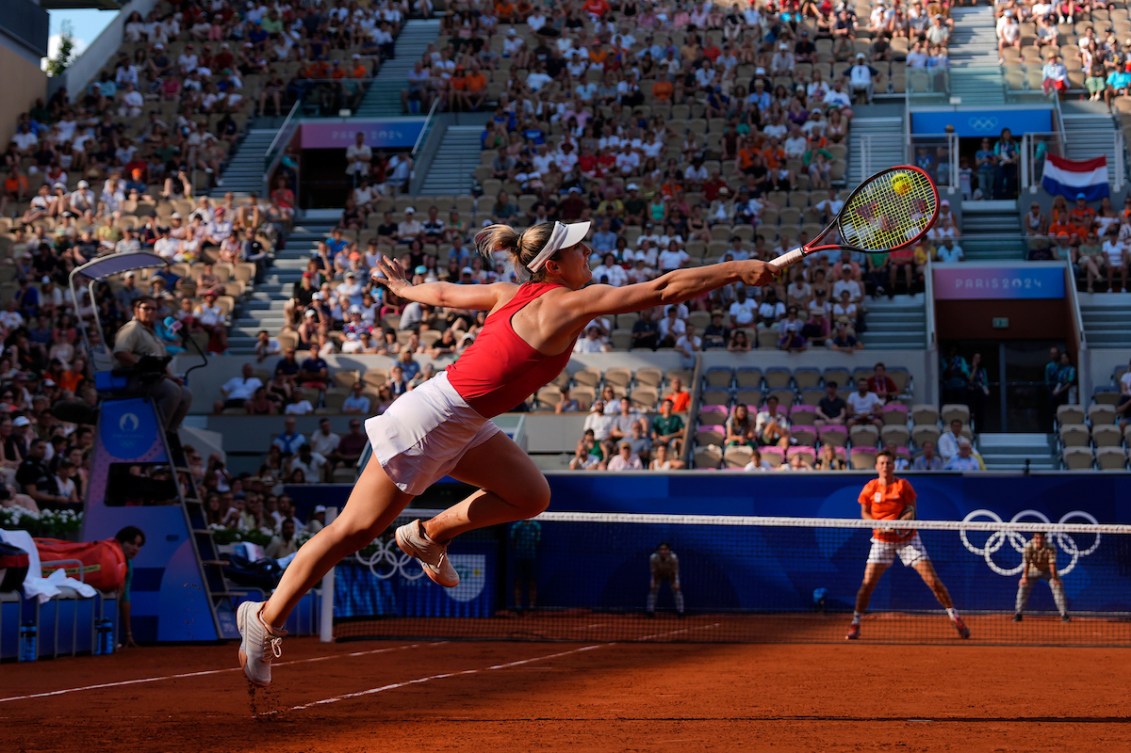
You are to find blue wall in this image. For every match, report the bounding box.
[290,473,1131,617]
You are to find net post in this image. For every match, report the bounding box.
[319,506,338,643]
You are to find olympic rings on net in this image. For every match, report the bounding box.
[353,538,427,581]
[960,509,1101,577]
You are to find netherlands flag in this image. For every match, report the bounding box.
[1042,154,1110,201]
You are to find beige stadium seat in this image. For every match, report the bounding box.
[1095,447,1128,471]
[570,385,596,410]
[911,424,941,449]
[910,404,939,427]
[603,367,633,390]
[333,370,360,390]
[881,424,911,448]
[823,367,852,389]
[736,367,764,389]
[790,405,819,425]
[694,446,723,469]
[635,367,664,388]
[791,425,818,447]
[793,368,821,389]
[571,367,602,389]
[941,404,971,426]
[850,447,878,470]
[1058,424,1090,448]
[695,427,724,446]
[1091,424,1123,448]
[703,367,735,388]
[724,445,754,469]
[535,385,563,411]
[701,388,731,407]
[1088,404,1117,427]
[850,424,880,448]
[1061,447,1094,470]
[630,386,659,413]
[1056,404,1086,427]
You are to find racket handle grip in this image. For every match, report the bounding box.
[770,248,805,273]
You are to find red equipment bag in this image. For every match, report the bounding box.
[0,541,30,592]
[33,538,127,591]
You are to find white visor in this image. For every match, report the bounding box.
[526,220,591,273]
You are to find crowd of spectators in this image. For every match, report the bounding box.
[1025,191,1130,291]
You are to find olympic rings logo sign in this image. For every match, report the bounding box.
[960,509,1100,577]
[967,116,999,132]
[353,538,427,581]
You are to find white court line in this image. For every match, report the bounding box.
[0,644,425,705]
[639,623,721,641]
[289,645,605,711]
[288,620,716,712]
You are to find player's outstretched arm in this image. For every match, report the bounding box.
[564,260,776,320]
[373,254,514,310]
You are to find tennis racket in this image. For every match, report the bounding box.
[768,165,939,273]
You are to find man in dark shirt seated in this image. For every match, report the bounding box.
[16,437,67,509]
[816,381,847,426]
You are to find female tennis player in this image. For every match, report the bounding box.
[238,220,777,686]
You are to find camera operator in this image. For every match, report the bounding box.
[112,296,193,431]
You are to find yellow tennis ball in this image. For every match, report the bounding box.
[891,175,912,196]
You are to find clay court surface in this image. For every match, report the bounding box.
[3,620,1129,753]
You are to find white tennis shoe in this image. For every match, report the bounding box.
[237,601,286,687]
[395,520,460,587]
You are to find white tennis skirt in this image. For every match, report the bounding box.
[364,371,501,495]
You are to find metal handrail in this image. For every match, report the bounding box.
[412,96,441,158]
[1051,91,1067,156]
[265,98,303,167]
[923,262,938,405]
[1063,258,1089,397]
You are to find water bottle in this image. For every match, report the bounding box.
[19,622,37,662]
[94,619,114,656]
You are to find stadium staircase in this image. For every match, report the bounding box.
[1080,296,1131,348]
[355,18,443,117]
[417,117,490,195]
[215,126,280,196]
[976,433,1059,471]
[863,296,928,349]
[846,105,905,186]
[947,6,1006,106]
[227,214,338,354]
[958,200,1024,260]
[1059,100,1121,176]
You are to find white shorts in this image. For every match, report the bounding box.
[867,532,930,567]
[364,372,502,496]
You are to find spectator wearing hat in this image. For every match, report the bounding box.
[397,207,423,243]
[306,505,328,535]
[1042,54,1069,97]
[996,9,1022,64]
[845,53,881,104]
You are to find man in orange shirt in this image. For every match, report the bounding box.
[846,451,969,640]
[464,65,488,111]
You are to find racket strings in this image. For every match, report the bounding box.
[838,169,937,251]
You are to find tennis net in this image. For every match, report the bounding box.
[329,510,1131,646]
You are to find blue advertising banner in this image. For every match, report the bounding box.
[933,264,1066,300]
[300,119,425,149]
[297,473,1131,618]
[911,109,1052,137]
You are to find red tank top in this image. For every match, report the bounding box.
[446,282,575,418]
